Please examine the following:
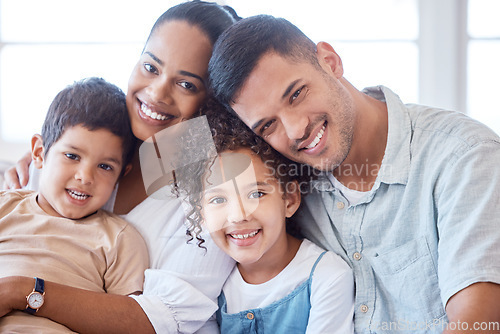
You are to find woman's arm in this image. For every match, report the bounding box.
[0,276,155,334]
[2,151,32,189]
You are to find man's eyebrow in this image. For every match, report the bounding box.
[251,119,265,132]
[144,51,163,66]
[282,79,301,100]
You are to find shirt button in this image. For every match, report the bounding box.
[360,305,369,313]
[246,312,254,320]
[353,252,362,261]
[336,201,345,209]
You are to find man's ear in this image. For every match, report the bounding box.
[284,181,302,218]
[316,41,344,79]
[31,134,45,169]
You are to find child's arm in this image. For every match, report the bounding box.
[307,251,355,334]
[0,276,155,333]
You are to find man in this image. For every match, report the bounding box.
[208,15,500,333]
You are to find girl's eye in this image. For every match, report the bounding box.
[208,196,226,205]
[98,163,113,171]
[65,153,79,161]
[179,81,198,92]
[144,63,159,75]
[249,191,264,199]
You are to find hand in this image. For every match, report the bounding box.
[2,151,32,190]
[0,276,32,317]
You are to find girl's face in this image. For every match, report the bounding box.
[127,20,213,141]
[201,149,301,267]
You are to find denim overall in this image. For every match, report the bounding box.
[217,251,327,334]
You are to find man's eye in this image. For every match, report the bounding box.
[179,81,198,92]
[248,191,264,199]
[98,163,113,171]
[208,197,226,205]
[260,120,275,136]
[290,87,302,102]
[65,153,79,161]
[144,63,159,75]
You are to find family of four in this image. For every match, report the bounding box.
[1,1,499,333]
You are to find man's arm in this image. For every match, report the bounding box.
[444,282,500,333]
[0,276,155,334]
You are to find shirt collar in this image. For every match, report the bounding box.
[363,85,411,186]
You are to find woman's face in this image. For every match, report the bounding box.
[127,20,213,141]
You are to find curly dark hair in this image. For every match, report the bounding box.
[175,98,314,246]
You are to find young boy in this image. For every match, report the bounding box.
[0,77,148,332]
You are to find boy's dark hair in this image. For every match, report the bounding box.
[146,0,240,47]
[175,99,314,246]
[41,77,136,176]
[208,14,319,112]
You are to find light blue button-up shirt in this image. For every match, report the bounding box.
[293,86,500,333]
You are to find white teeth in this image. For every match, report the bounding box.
[305,125,325,149]
[68,190,90,201]
[231,230,259,240]
[141,103,168,121]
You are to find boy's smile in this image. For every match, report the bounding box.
[33,125,124,219]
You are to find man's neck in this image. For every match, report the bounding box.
[333,91,388,192]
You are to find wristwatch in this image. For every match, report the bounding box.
[25,277,45,314]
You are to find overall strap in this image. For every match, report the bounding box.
[309,251,327,280]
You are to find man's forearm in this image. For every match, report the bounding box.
[2,276,155,334]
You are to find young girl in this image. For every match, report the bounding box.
[1,2,239,333]
[176,102,355,333]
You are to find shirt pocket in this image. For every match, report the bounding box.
[370,236,446,322]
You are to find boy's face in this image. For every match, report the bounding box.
[201,149,300,266]
[32,125,124,219]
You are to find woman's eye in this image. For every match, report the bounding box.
[249,191,264,199]
[65,153,79,161]
[144,63,159,75]
[208,197,226,205]
[179,81,198,92]
[98,163,113,171]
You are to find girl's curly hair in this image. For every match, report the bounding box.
[174,98,315,246]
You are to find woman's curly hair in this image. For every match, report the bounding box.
[174,98,315,247]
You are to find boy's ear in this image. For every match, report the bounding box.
[285,181,302,218]
[316,41,344,79]
[31,134,45,169]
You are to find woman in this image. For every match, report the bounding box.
[0,1,239,333]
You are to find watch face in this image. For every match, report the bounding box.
[28,292,44,309]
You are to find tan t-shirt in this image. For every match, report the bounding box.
[0,190,149,333]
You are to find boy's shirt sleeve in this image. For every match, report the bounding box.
[102,216,149,295]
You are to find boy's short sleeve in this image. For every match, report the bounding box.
[102,217,149,295]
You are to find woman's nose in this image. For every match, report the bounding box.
[148,76,174,105]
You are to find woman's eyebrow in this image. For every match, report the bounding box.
[179,70,205,84]
[144,51,163,66]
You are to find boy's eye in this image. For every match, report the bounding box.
[65,153,79,161]
[248,191,264,199]
[208,196,226,205]
[144,63,159,75]
[98,163,113,171]
[178,81,198,92]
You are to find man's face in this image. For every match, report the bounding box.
[231,52,355,172]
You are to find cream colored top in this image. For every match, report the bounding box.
[0,190,149,333]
